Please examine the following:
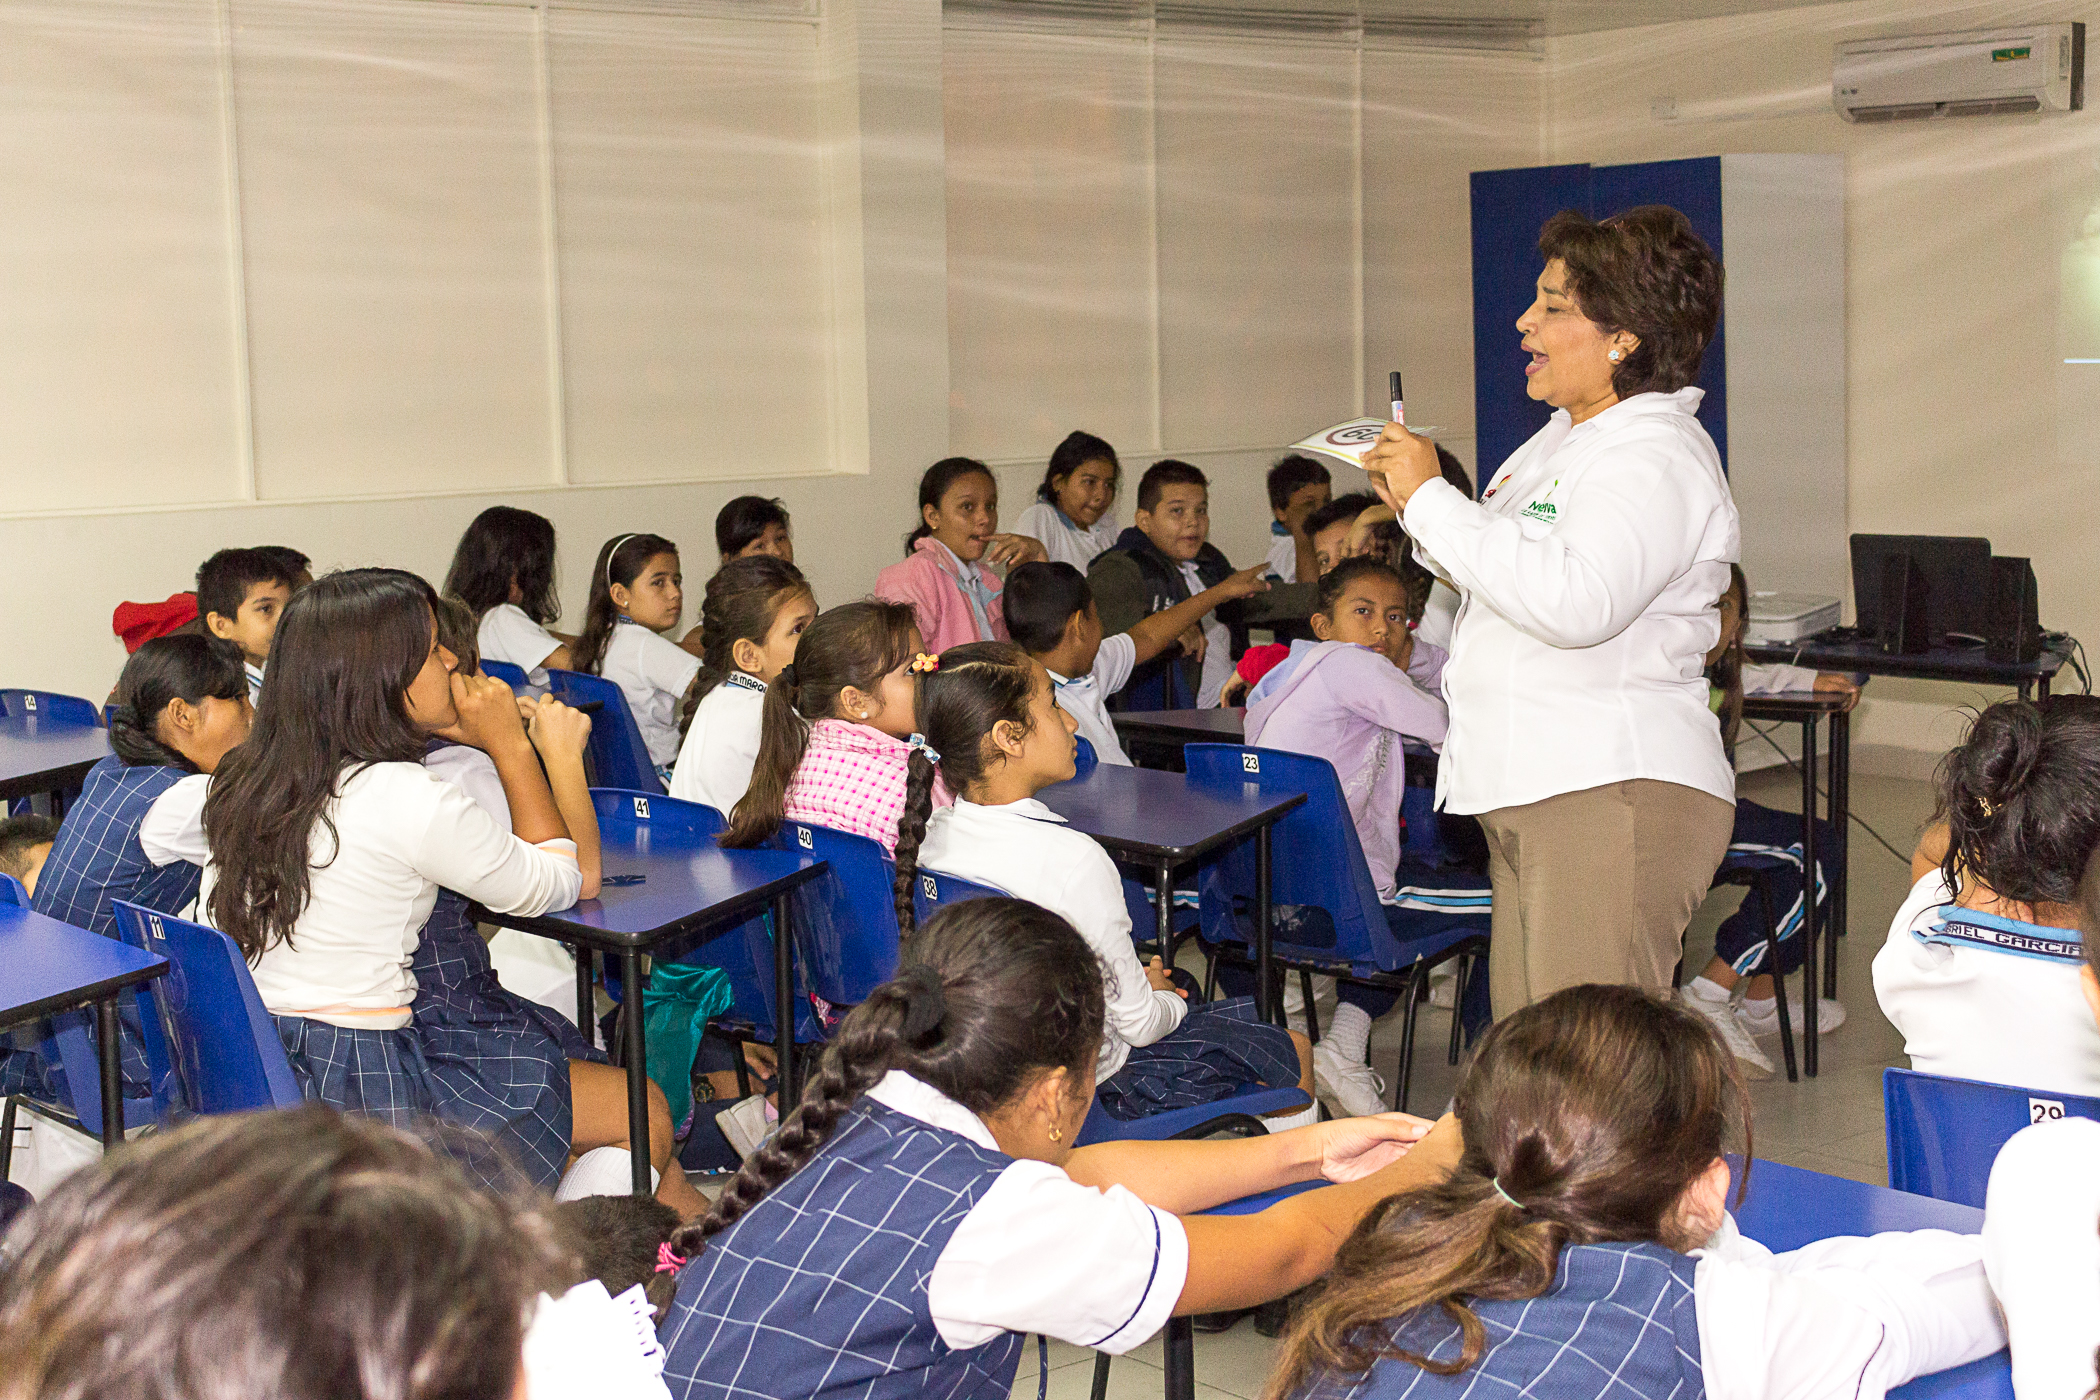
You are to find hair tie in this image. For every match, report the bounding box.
[897,963,948,1042]
[778,663,799,690]
[654,1241,687,1275]
[907,732,942,766]
[1490,1177,1522,1209]
[605,533,642,588]
[910,652,940,674]
[1976,796,1998,819]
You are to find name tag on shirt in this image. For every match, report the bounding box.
[1917,914,2085,965]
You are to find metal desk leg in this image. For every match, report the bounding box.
[1255,826,1275,1026]
[1164,1316,1196,1400]
[774,892,799,1113]
[1155,862,1174,963]
[576,946,597,1050]
[1800,717,1819,1079]
[1825,710,1850,1001]
[620,949,652,1195]
[95,995,123,1151]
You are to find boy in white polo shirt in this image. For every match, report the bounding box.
[1003,562,1270,764]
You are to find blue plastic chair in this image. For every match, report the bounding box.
[544,669,665,795]
[1183,742,1489,1113]
[1072,734,1100,777]
[480,659,531,690]
[1884,1066,2100,1208]
[764,820,901,1012]
[909,867,1009,927]
[0,690,102,727]
[107,901,303,1115]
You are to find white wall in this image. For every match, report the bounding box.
[1545,0,2100,762]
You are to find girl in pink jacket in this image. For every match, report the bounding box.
[873,458,1046,653]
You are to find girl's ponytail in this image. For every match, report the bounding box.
[678,557,809,737]
[890,748,938,935]
[1934,694,2100,906]
[722,667,810,848]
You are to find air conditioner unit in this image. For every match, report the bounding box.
[1834,23,2083,122]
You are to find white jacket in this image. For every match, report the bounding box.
[1403,388,1739,815]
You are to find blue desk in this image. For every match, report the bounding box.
[0,715,111,810]
[0,903,167,1149]
[1039,764,1304,1023]
[474,815,828,1194]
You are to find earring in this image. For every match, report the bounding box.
[1049,1126,1062,1143]
[1608,348,1623,362]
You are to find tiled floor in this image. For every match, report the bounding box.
[1061,762,1942,1400]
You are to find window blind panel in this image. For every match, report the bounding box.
[943,26,1157,465]
[548,10,833,485]
[233,0,556,500]
[1154,36,1358,450]
[0,0,243,513]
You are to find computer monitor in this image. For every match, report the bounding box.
[1849,535,1992,648]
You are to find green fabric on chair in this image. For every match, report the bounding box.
[641,961,733,1129]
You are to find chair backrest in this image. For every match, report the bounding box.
[0,872,24,907]
[911,867,1008,929]
[108,900,304,1114]
[0,690,101,727]
[1182,743,1395,974]
[1073,734,1100,777]
[544,669,665,795]
[764,820,900,1008]
[589,790,820,1043]
[1400,745,1449,864]
[480,659,531,690]
[1884,1066,2100,1208]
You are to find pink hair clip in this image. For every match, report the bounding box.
[909,652,941,674]
[655,1242,688,1275]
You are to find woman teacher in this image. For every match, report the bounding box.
[1365,205,1738,1016]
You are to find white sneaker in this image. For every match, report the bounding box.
[1428,966,1459,1009]
[1738,994,1847,1038]
[1679,986,1774,1081]
[718,1094,777,1161]
[556,1147,660,1201]
[1312,1041,1390,1117]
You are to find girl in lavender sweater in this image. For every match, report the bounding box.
[1244,557,1451,1116]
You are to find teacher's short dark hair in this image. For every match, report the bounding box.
[1538,205,1722,399]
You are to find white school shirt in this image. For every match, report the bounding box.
[669,674,767,813]
[244,662,264,706]
[1743,662,1819,695]
[141,761,581,1029]
[1872,869,2100,1096]
[1413,580,1461,652]
[1050,632,1136,767]
[1985,1117,2100,1400]
[867,1071,1185,1353]
[1175,560,1233,709]
[915,797,1185,1081]
[1402,387,1740,815]
[1689,1215,2004,1400]
[423,743,512,828]
[1015,501,1120,572]
[601,621,702,768]
[1264,529,1305,583]
[479,603,565,685]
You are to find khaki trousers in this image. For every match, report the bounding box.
[1476,779,1734,1018]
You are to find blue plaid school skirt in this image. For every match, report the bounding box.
[1095,995,1300,1121]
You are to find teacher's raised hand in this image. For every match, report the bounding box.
[1362,420,1444,513]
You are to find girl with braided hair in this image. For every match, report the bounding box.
[894,642,1316,1125]
[1271,984,2002,1400]
[658,897,1458,1400]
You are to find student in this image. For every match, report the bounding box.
[0,815,56,896]
[1264,454,1332,584]
[1679,564,1860,1079]
[1088,459,1250,709]
[716,495,794,564]
[1242,558,1450,1117]
[1015,430,1123,570]
[0,1107,672,1400]
[444,504,573,682]
[900,643,1316,1124]
[0,636,252,1111]
[875,457,1046,653]
[255,544,314,590]
[555,1193,687,1325]
[669,557,814,814]
[1270,983,2003,1400]
[1332,446,1475,650]
[1305,492,1380,578]
[144,569,701,1214]
[1873,695,2100,1096]
[1004,560,1269,766]
[721,600,944,856]
[570,533,702,773]
[1982,847,2100,1400]
[196,546,298,703]
[658,898,1460,1399]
